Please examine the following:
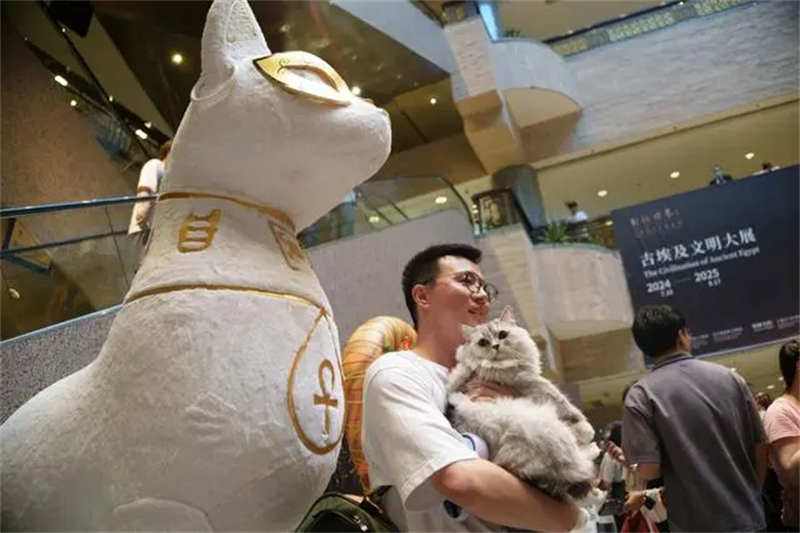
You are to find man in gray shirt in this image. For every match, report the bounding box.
[622,305,768,532]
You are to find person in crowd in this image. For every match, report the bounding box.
[598,420,626,530]
[361,244,584,532]
[756,392,773,421]
[754,161,780,176]
[600,434,668,533]
[755,390,786,531]
[763,339,800,531]
[709,164,733,185]
[622,305,768,532]
[128,139,172,266]
[565,201,591,242]
[566,201,588,224]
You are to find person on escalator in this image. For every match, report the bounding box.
[128,139,171,267]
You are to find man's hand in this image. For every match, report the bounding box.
[623,490,646,515]
[602,440,627,466]
[463,379,518,402]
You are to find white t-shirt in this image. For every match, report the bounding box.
[362,351,502,532]
[128,159,164,234]
[567,210,588,224]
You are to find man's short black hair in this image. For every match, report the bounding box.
[402,243,482,329]
[632,305,687,358]
[565,201,578,209]
[779,339,799,389]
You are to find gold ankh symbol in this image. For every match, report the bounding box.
[313,359,339,437]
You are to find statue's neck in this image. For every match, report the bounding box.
[126,190,327,310]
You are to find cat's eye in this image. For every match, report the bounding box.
[477,338,490,347]
[498,331,509,340]
[253,51,356,107]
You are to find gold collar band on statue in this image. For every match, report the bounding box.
[159,191,295,232]
[125,283,324,310]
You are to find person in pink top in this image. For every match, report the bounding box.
[763,339,800,530]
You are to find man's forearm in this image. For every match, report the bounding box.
[433,459,579,532]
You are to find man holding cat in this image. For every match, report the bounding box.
[622,305,768,532]
[361,244,583,532]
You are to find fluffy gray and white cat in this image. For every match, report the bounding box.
[447,307,599,501]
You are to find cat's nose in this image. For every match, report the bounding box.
[492,344,500,350]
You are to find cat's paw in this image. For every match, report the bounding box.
[581,442,601,461]
[572,421,595,445]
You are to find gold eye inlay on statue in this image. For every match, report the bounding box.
[253,51,355,107]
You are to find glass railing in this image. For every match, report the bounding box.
[442,0,755,56]
[1,196,154,340]
[1,175,471,340]
[298,175,472,247]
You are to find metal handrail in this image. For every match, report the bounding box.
[1,195,157,219]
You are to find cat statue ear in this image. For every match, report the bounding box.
[460,324,475,341]
[197,0,270,96]
[499,306,517,326]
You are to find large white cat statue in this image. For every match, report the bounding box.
[0,0,391,530]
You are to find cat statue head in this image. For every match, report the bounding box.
[163,0,392,231]
[457,306,543,375]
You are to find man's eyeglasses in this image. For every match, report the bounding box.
[423,271,499,303]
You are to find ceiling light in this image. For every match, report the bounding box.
[605,220,614,226]
[171,52,184,65]
[731,367,737,372]
[108,95,114,102]
[597,189,608,197]
[670,171,680,179]
[430,97,438,105]
[352,86,362,96]
[779,376,784,381]
[134,129,148,140]
[144,121,152,129]
[9,288,21,300]
[745,152,755,160]
[435,195,448,205]
[368,215,380,223]
[279,24,291,33]
[767,384,775,390]
[54,75,68,87]
[70,99,77,107]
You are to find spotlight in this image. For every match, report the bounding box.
[54,75,68,87]
[171,53,184,65]
[369,215,380,223]
[144,121,152,129]
[108,95,114,102]
[435,196,448,205]
[745,152,755,160]
[597,190,608,198]
[430,97,438,105]
[352,86,362,96]
[670,171,680,179]
[767,384,775,390]
[70,99,78,107]
[134,129,148,140]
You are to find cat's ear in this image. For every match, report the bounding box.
[460,324,475,341]
[200,0,270,91]
[499,306,516,326]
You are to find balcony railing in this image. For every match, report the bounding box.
[471,188,617,248]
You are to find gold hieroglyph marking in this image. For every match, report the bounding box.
[313,359,339,436]
[270,220,307,271]
[178,210,221,253]
[159,191,294,232]
[287,309,345,455]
